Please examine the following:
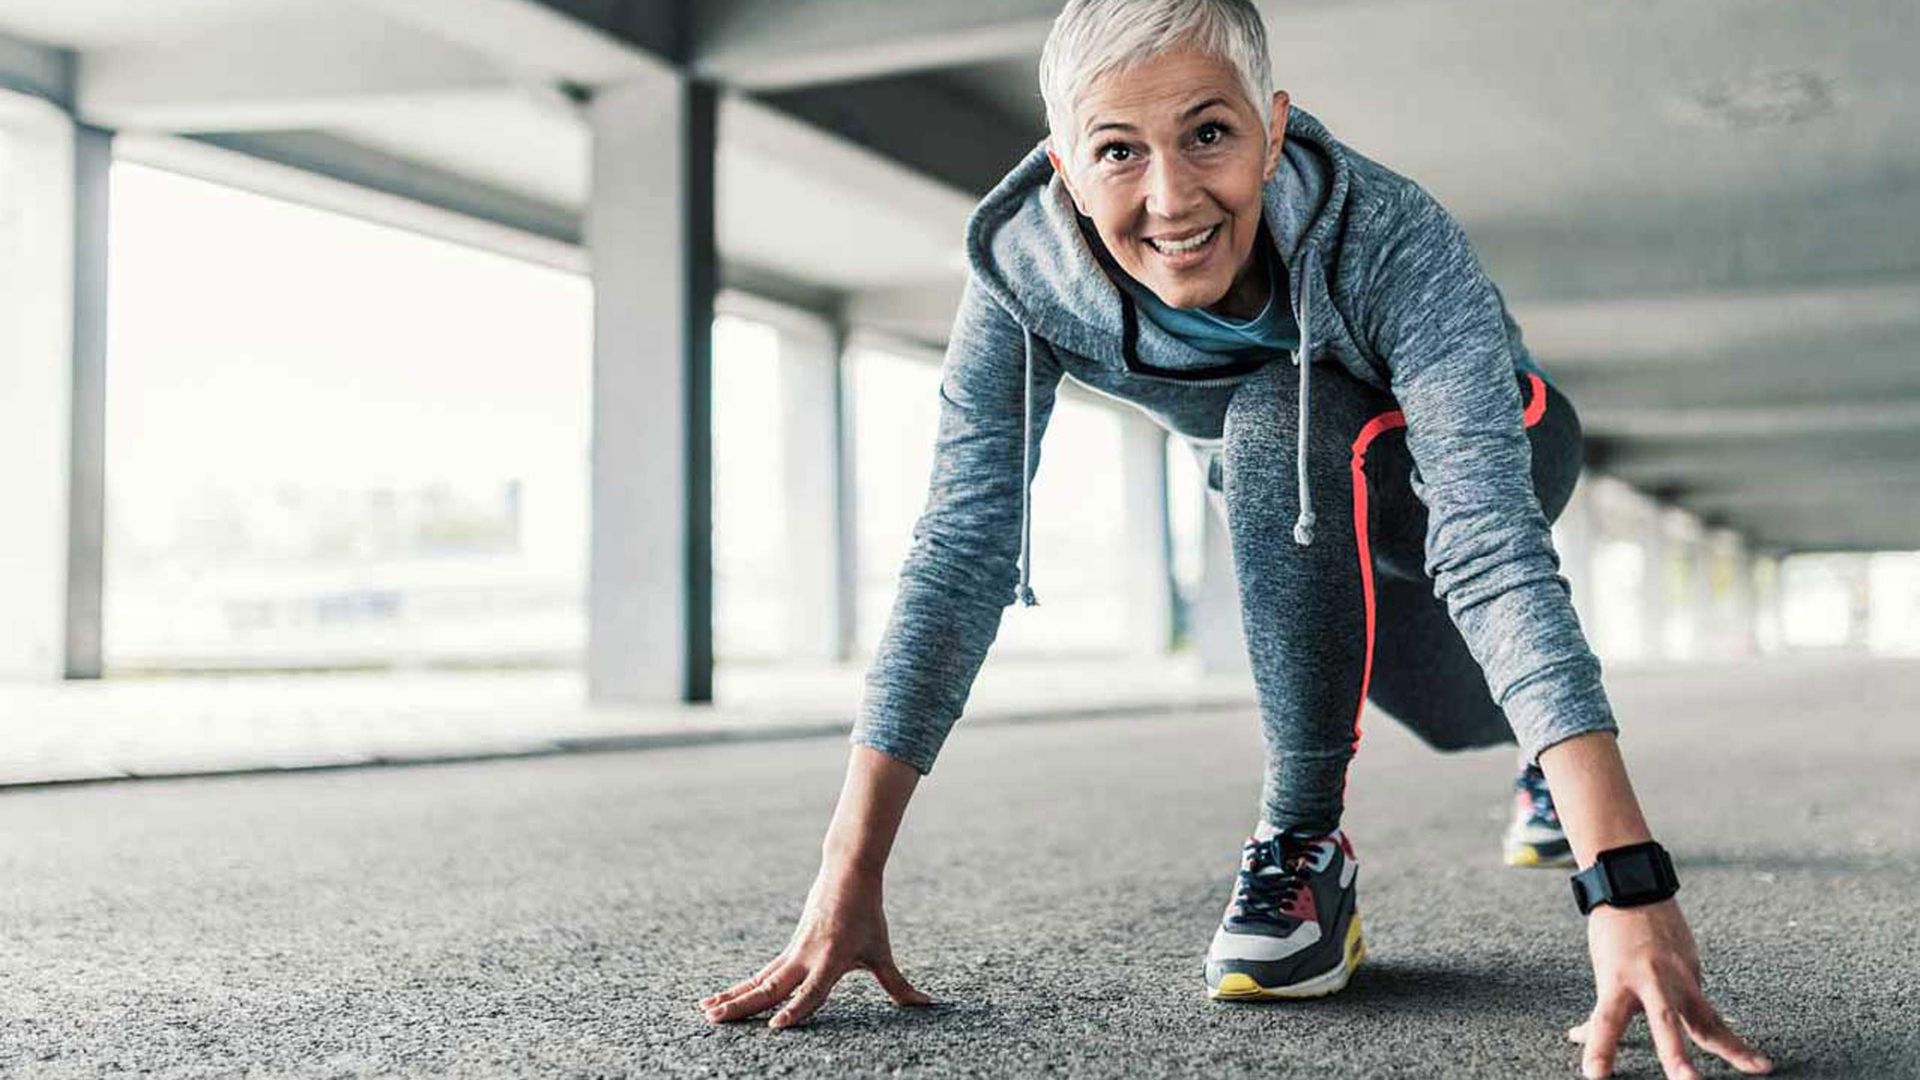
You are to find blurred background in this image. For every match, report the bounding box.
[4,4,1919,1075]
[0,0,1915,771]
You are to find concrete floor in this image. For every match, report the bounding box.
[0,654,1913,1077]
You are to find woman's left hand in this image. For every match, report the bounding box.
[1568,897,1775,1080]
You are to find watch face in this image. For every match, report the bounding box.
[1608,852,1663,897]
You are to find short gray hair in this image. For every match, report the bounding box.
[1039,0,1274,160]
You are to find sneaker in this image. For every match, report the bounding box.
[1204,826,1365,1000]
[1503,761,1576,867]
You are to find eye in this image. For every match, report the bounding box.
[1196,120,1231,146]
[1097,141,1134,164]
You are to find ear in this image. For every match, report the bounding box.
[1046,143,1088,216]
[1263,90,1290,181]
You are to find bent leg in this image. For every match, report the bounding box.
[1362,372,1587,753]
[1219,359,1399,834]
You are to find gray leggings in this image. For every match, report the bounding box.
[1204,360,1584,834]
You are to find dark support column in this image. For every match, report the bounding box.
[831,323,858,663]
[64,122,110,680]
[683,76,716,702]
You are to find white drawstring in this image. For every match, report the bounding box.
[1292,243,1317,547]
[1015,326,1039,606]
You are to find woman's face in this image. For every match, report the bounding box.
[1047,50,1287,313]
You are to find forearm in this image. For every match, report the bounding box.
[821,744,923,877]
[1535,730,1653,866]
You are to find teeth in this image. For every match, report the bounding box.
[1149,225,1218,254]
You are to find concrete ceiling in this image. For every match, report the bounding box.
[2,0,1916,554]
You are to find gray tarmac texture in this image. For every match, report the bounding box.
[1,655,1915,1078]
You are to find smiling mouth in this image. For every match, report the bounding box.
[1146,223,1221,255]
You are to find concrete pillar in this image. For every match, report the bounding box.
[1551,469,1600,633]
[0,97,91,682]
[1667,524,1693,660]
[1843,554,1874,653]
[1118,410,1175,656]
[1678,513,1713,660]
[832,331,859,663]
[64,122,110,678]
[1751,551,1785,655]
[1580,473,1635,663]
[1707,527,1757,659]
[773,312,851,662]
[1639,500,1671,664]
[585,67,717,704]
[1195,485,1252,677]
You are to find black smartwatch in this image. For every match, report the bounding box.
[1570,840,1679,915]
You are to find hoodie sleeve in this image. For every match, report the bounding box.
[849,273,1065,775]
[1359,187,1619,766]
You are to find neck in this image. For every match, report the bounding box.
[1205,242,1271,321]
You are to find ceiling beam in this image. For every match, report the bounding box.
[357,0,669,81]
[78,7,511,131]
[1684,474,1920,513]
[761,73,1041,196]
[689,0,1060,90]
[1601,423,1920,459]
[74,2,666,133]
[1516,276,1920,367]
[0,28,72,108]
[1480,178,1920,306]
[115,129,585,266]
[1579,398,1920,440]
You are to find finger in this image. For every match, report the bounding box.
[1644,995,1703,1080]
[1582,991,1638,1080]
[867,958,934,1007]
[770,970,840,1030]
[701,955,785,1010]
[1681,994,1775,1075]
[1568,1020,1589,1044]
[707,961,803,1023]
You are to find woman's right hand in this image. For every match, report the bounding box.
[699,862,933,1029]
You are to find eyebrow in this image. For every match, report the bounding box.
[1085,96,1231,137]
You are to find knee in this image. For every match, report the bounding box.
[1221,364,1356,501]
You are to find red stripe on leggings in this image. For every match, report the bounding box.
[1342,372,1547,796]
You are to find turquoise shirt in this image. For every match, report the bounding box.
[1116,239,1298,363]
[1117,237,1554,386]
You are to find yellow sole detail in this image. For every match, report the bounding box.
[1212,973,1262,997]
[1505,844,1577,869]
[1207,912,1366,1001]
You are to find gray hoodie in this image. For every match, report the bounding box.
[852,102,1615,775]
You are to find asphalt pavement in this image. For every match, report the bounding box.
[0,654,1913,1077]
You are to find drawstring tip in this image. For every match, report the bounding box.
[1292,513,1316,546]
[1014,583,1039,607]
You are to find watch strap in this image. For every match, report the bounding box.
[1570,840,1679,915]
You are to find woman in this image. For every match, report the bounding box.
[701,2,1775,1076]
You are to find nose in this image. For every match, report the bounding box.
[1144,152,1203,221]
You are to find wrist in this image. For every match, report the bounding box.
[820,841,888,882]
[1570,839,1680,916]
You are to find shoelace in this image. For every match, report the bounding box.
[1230,836,1318,923]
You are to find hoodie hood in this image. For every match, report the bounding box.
[965,103,1354,605]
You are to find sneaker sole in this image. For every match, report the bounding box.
[1503,842,1577,869]
[1206,912,1366,1000]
